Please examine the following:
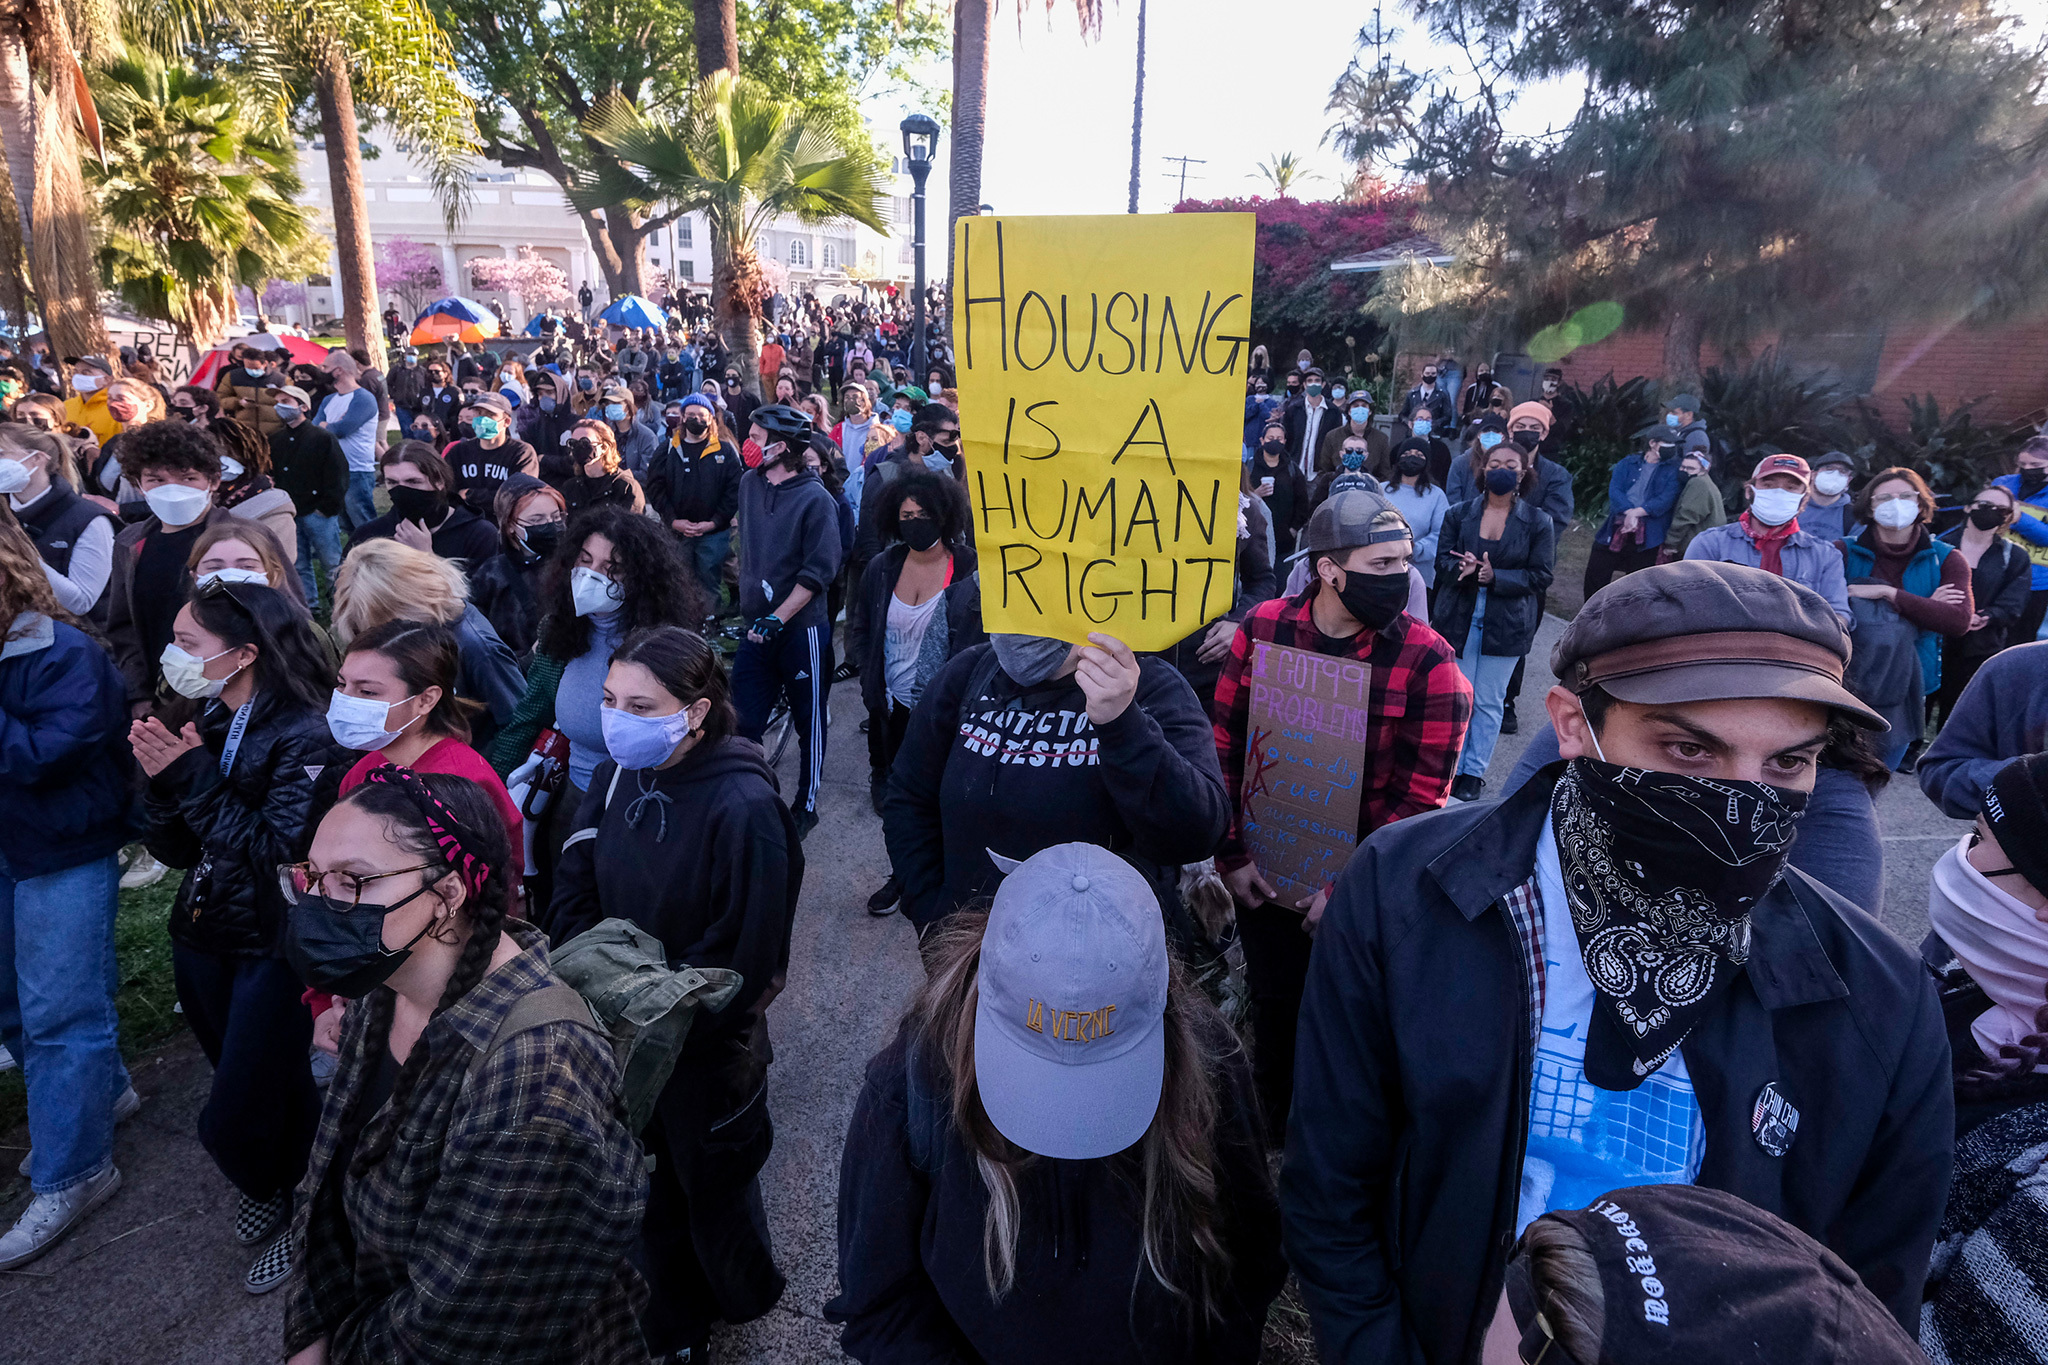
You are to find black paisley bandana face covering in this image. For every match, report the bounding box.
[1549,757,1807,1089]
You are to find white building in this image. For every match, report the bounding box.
[284,129,923,332]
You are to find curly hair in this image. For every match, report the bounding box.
[536,506,705,660]
[207,415,271,477]
[878,467,966,547]
[116,418,222,483]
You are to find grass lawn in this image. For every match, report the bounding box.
[0,873,187,1144]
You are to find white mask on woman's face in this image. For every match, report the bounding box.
[1872,496,1921,530]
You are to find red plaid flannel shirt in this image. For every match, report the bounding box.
[1212,590,1473,870]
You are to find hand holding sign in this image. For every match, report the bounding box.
[1075,632,1140,724]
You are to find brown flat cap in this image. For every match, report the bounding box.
[1552,560,1885,729]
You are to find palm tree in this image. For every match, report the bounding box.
[948,0,1102,251]
[0,0,115,366]
[694,0,737,78]
[1126,0,1144,213]
[1253,150,1310,199]
[574,70,889,395]
[89,46,320,344]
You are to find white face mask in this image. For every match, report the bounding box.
[1812,470,1850,497]
[1872,496,1920,530]
[197,567,268,590]
[70,374,102,393]
[571,565,624,617]
[327,688,421,751]
[1749,487,1804,526]
[0,457,33,496]
[160,643,243,699]
[218,456,245,481]
[144,483,213,527]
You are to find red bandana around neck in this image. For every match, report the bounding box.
[1739,511,1800,576]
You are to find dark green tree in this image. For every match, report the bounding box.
[1334,0,2048,392]
[434,0,943,298]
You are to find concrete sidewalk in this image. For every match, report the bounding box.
[1,629,1966,1363]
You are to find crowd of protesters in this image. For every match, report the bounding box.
[1,313,2047,1365]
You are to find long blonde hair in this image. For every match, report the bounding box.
[331,538,467,643]
[909,911,1237,1321]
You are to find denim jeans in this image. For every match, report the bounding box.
[0,854,129,1192]
[343,469,378,534]
[1455,589,1525,779]
[296,511,343,610]
[684,528,733,609]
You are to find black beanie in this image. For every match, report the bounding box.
[1984,752,2048,897]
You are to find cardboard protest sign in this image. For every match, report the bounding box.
[953,212,1256,651]
[1241,641,1369,902]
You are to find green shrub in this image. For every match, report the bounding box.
[1847,393,2027,501]
[1551,373,1665,522]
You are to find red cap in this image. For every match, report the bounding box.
[1751,453,1811,485]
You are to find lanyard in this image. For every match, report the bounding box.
[220,701,254,778]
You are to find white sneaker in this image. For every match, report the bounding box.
[119,850,167,891]
[18,1086,143,1178]
[0,1164,121,1269]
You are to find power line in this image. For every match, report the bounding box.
[1161,154,1207,206]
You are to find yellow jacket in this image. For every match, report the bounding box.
[63,390,120,444]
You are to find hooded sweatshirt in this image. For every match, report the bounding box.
[736,463,842,629]
[547,735,800,1043]
[880,644,1229,933]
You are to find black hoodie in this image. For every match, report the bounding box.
[545,734,802,1044]
[880,644,1229,934]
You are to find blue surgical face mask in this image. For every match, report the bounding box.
[1665,412,1682,428]
[1478,430,1504,451]
[1412,418,1431,436]
[923,452,954,475]
[603,403,627,422]
[1349,406,1370,423]
[891,409,914,434]
[600,703,694,769]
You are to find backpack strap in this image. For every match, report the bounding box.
[474,982,600,1067]
[560,764,627,853]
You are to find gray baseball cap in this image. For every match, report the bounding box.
[1298,487,1412,557]
[973,843,1168,1160]
[1552,560,1884,728]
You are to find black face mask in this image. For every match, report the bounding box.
[566,435,596,464]
[899,517,941,552]
[1396,452,1428,477]
[387,485,447,523]
[683,417,708,437]
[663,412,684,430]
[521,521,564,559]
[1550,756,1806,1089]
[1260,439,1286,457]
[2021,467,2048,498]
[282,886,439,998]
[1511,430,1540,453]
[1331,566,1410,631]
[1969,503,2009,531]
[455,420,476,441]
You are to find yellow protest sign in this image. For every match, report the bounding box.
[953,212,1256,652]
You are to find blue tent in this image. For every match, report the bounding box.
[597,294,668,330]
[522,313,556,337]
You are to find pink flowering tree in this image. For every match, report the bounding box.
[375,238,445,317]
[469,246,574,311]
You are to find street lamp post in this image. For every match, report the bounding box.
[900,113,940,384]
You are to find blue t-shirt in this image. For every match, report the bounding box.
[1518,818,1706,1232]
[557,613,624,789]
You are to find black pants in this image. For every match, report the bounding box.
[2019,589,2048,651]
[526,776,587,926]
[1929,642,1999,730]
[635,1031,785,1353]
[866,700,913,786]
[1583,540,1661,600]
[733,621,829,816]
[1237,898,1315,1146]
[171,944,320,1201]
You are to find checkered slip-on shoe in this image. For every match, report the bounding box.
[234,1191,289,1247]
[245,1229,294,1295]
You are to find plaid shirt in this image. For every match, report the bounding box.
[285,930,651,1364]
[1213,591,1473,869]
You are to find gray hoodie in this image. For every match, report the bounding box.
[736,463,842,628]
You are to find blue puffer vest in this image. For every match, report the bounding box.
[1842,534,1951,692]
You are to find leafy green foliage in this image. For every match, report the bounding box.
[1847,394,2029,501]
[87,45,320,342]
[1548,373,1664,519]
[1698,349,1854,473]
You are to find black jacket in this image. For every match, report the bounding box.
[468,541,545,663]
[1155,496,1278,711]
[881,645,1229,935]
[1283,769,1952,1363]
[642,434,743,531]
[144,691,340,958]
[1282,399,1339,472]
[267,420,350,518]
[419,384,463,432]
[1250,453,1310,548]
[1431,495,1555,658]
[1938,527,2034,660]
[851,541,978,717]
[827,1014,1287,1365]
[348,503,503,574]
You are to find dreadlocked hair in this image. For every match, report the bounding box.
[909,910,1236,1325]
[330,772,516,1180]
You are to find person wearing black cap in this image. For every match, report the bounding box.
[1922,753,2048,1359]
[1482,1184,1922,1365]
[1284,560,1952,1362]
[443,392,539,516]
[1213,488,1471,1135]
[732,403,841,841]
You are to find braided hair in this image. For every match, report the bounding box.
[332,769,516,1179]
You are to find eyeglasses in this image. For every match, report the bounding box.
[279,859,442,909]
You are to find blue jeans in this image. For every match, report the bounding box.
[1456,589,1524,779]
[296,511,343,610]
[343,469,377,533]
[683,529,732,608]
[0,854,128,1192]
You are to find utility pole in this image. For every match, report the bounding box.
[1162,154,1206,206]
